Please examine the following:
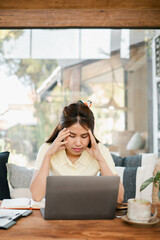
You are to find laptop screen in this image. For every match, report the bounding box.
[41,175,120,220]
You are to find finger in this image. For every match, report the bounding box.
[61,127,67,132]
[59,130,70,138]
[58,128,69,136]
[85,147,90,153]
[59,145,66,151]
[60,133,70,142]
[60,140,68,145]
[88,129,96,145]
[58,131,70,141]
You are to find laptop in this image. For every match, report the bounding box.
[40,175,120,220]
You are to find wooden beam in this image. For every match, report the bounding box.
[0,9,160,28]
[0,0,160,10]
[0,0,160,28]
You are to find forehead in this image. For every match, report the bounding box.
[67,123,88,134]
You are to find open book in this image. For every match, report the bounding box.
[1,198,45,210]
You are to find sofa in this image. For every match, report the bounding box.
[0,151,160,204]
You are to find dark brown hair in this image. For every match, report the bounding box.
[46,100,99,147]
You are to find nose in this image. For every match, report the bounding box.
[75,137,82,146]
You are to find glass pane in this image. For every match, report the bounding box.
[0,29,159,167]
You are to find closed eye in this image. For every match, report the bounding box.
[69,134,75,138]
[81,134,89,138]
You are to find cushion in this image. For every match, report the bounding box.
[10,188,32,199]
[112,153,157,203]
[7,163,34,188]
[0,151,11,200]
[116,166,144,202]
[126,132,144,150]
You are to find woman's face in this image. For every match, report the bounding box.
[65,123,90,157]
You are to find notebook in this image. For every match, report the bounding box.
[40,175,120,220]
[1,198,45,210]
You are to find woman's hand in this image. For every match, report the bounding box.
[85,130,102,161]
[46,128,70,157]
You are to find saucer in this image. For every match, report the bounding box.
[121,215,159,226]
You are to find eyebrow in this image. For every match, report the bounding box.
[70,132,89,136]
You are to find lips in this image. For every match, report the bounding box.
[72,148,83,152]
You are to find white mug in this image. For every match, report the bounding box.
[127,198,157,223]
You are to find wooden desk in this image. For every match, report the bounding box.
[0,205,160,240]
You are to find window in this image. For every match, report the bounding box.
[0,29,159,166]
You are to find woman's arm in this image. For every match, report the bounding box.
[30,128,70,201]
[30,153,52,201]
[95,155,124,203]
[92,152,124,203]
[86,130,124,203]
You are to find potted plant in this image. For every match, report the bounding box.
[140,171,160,200]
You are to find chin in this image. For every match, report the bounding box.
[74,150,83,155]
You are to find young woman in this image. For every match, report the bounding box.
[30,100,124,202]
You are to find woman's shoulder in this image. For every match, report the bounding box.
[38,142,51,152]
[98,142,109,151]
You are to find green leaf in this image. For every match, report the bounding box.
[159,189,160,200]
[154,171,160,182]
[140,177,154,191]
[154,183,158,187]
